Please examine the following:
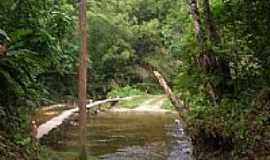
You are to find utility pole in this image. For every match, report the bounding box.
[78,0,88,159]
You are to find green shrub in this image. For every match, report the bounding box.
[185,98,270,158]
[107,85,145,98]
[161,99,174,110]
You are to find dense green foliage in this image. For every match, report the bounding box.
[1,0,270,159]
[0,1,76,159]
[87,0,178,98]
[169,0,270,158]
[108,85,145,98]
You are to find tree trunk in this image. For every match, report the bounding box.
[153,71,187,117]
[78,0,88,159]
[203,0,221,43]
[187,0,221,106]
[188,0,205,48]
[0,44,7,56]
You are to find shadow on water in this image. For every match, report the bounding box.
[41,111,193,160]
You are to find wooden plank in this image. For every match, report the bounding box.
[36,97,131,139]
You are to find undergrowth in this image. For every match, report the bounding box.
[161,99,174,110]
[107,85,145,98]
[0,132,39,160]
[185,97,270,159]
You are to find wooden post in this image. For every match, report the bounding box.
[78,0,88,159]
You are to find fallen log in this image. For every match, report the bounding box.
[153,71,188,116]
[36,97,132,139]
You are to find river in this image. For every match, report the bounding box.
[41,111,193,160]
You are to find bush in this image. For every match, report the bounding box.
[107,85,145,98]
[185,98,270,158]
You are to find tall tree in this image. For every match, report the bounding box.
[188,0,205,48]
[203,0,220,43]
[188,0,222,106]
[78,0,88,159]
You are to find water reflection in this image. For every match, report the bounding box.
[167,120,193,160]
[41,111,192,160]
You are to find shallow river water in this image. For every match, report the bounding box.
[41,111,192,160]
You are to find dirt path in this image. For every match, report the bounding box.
[111,96,168,112]
[133,96,166,112]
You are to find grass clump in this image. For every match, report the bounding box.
[161,99,174,110]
